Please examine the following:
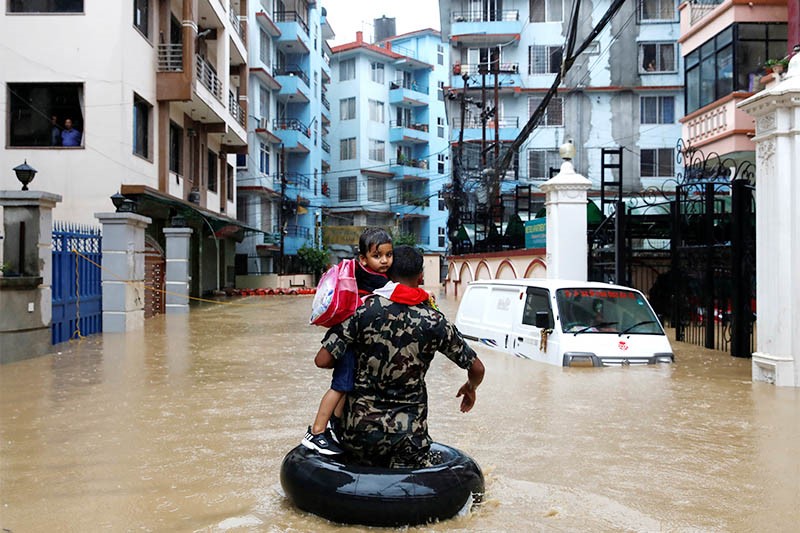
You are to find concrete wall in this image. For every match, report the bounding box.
[444,249,547,300]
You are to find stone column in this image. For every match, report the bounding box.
[739,53,800,387]
[95,212,151,333]
[163,227,193,314]
[539,146,592,281]
[0,191,61,363]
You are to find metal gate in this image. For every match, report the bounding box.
[52,222,102,344]
[144,236,165,318]
[589,141,756,357]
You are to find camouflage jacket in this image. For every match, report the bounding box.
[321,295,477,452]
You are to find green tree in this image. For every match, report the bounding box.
[392,230,417,246]
[297,244,330,281]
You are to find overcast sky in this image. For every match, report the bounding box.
[321,0,442,46]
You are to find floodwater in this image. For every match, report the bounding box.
[1,295,798,532]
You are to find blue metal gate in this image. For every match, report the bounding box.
[52,222,102,344]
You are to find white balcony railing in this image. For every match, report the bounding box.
[197,55,223,101]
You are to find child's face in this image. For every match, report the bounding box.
[360,243,393,274]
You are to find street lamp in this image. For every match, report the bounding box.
[13,160,37,191]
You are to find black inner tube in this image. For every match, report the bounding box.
[280,442,484,527]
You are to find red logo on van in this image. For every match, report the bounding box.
[618,341,629,351]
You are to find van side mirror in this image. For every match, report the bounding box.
[534,311,550,329]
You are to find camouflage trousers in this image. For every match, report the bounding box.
[341,429,431,468]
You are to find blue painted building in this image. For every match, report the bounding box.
[327,28,451,253]
[237,0,334,274]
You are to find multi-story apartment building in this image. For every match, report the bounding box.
[679,0,789,162]
[1,0,249,298]
[439,0,684,220]
[327,28,451,253]
[236,0,334,275]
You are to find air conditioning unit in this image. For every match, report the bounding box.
[258,117,269,130]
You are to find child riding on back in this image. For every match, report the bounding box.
[302,228,393,455]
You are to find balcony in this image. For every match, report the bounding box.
[197,55,223,101]
[390,158,430,180]
[390,121,429,145]
[450,116,520,142]
[273,118,310,152]
[680,93,755,155]
[321,93,330,111]
[284,172,310,189]
[250,66,282,91]
[275,65,310,103]
[449,9,522,47]
[321,138,330,153]
[157,43,182,72]
[451,63,521,90]
[255,117,282,144]
[275,10,311,54]
[255,10,281,37]
[228,91,246,128]
[687,0,724,26]
[389,83,429,108]
[228,6,247,50]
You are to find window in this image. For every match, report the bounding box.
[437,117,445,138]
[438,190,445,211]
[438,154,446,174]
[528,96,564,126]
[438,227,445,248]
[368,99,384,123]
[639,42,675,72]
[528,149,560,180]
[236,154,247,169]
[208,150,218,192]
[227,164,234,201]
[637,0,676,23]
[368,139,385,161]
[437,44,445,65]
[530,0,562,22]
[640,148,674,178]
[522,288,553,327]
[133,0,149,36]
[340,97,355,120]
[169,122,182,174]
[259,142,269,174]
[339,176,356,201]
[685,23,786,114]
[259,86,270,123]
[133,94,151,158]
[370,62,385,83]
[7,83,84,147]
[528,45,562,75]
[438,80,445,101]
[340,58,355,81]
[340,137,356,160]
[367,177,386,202]
[8,0,83,12]
[260,29,271,65]
[640,96,674,124]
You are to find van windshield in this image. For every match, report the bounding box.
[555,288,663,335]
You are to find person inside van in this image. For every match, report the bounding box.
[591,300,617,332]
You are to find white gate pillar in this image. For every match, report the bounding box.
[95,212,151,333]
[739,53,800,387]
[540,142,592,281]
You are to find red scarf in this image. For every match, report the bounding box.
[372,281,431,306]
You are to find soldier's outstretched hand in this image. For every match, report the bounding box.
[456,382,476,412]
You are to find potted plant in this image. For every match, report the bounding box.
[765,58,789,75]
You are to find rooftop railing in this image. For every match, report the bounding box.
[689,0,724,25]
[451,116,519,128]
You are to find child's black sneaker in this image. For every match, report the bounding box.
[301,426,344,455]
[326,417,341,444]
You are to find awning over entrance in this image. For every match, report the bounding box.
[120,185,263,243]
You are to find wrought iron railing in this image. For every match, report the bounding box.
[321,139,330,153]
[451,116,519,128]
[157,43,183,72]
[274,65,309,86]
[455,62,519,75]
[285,224,311,238]
[275,10,308,35]
[321,93,330,110]
[390,120,429,132]
[451,9,519,22]
[389,79,429,94]
[689,0,723,25]
[273,118,309,138]
[196,55,223,101]
[284,172,310,188]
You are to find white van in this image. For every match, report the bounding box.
[454,279,674,367]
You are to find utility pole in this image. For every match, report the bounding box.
[447,73,470,254]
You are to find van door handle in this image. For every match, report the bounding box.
[517,337,524,342]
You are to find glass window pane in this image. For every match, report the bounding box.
[700,58,715,107]
[641,97,657,124]
[662,96,674,124]
[716,46,733,97]
[716,26,733,48]
[660,44,675,71]
[641,149,656,177]
[686,67,700,113]
[737,24,764,41]
[736,41,766,91]
[658,149,673,176]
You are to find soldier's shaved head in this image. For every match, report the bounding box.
[387,245,423,283]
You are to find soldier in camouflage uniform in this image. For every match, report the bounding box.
[314,245,485,468]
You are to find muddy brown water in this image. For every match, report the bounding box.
[1,295,798,532]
